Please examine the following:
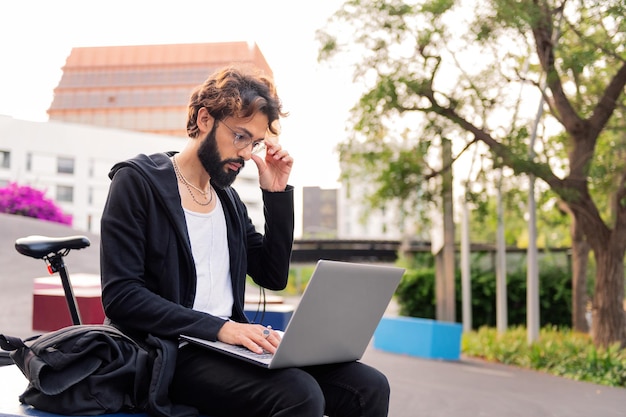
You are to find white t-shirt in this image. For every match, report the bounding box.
[183,197,233,319]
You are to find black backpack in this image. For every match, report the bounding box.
[0,324,196,417]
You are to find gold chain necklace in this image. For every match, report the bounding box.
[172,155,214,206]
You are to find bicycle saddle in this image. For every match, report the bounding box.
[15,235,91,259]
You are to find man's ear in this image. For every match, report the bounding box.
[197,107,214,133]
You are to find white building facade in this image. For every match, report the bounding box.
[0,115,265,234]
[337,180,410,240]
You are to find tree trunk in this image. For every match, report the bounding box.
[591,246,626,348]
[567,195,626,347]
[571,225,590,333]
[436,138,456,322]
[558,201,590,332]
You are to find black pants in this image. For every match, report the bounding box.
[170,344,390,417]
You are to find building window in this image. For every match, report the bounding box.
[56,185,74,202]
[0,150,10,169]
[26,153,32,171]
[57,157,75,174]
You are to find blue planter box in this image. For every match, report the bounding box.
[244,303,294,331]
[373,316,462,360]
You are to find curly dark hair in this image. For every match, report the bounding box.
[186,64,287,138]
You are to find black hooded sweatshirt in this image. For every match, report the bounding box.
[100,152,294,344]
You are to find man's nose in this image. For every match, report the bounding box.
[238,144,254,160]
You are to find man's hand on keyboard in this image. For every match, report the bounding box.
[217,321,281,354]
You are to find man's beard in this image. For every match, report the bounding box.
[197,122,245,189]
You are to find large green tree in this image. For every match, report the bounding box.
[318,0,626,347]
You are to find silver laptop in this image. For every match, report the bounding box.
[181,259,404,369]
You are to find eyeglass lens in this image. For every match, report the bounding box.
[251,141,266,155]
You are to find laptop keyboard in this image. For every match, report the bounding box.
[231,345,274,360]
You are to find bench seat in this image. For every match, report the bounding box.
[0,364,193,417]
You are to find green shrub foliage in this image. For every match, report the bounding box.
[396,253,573,328]
[463,326,626,387]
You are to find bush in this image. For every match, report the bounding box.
[395,253,572,328]
[463,326,626,387]
[0,182,72,225]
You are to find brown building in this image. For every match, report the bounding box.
[47,42,273,137]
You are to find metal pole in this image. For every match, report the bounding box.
[527,95,544,344]
[50,255,82,326]
[461,195,472,332]
[442,138,456,322]
[527,174,539,343]
[496,169,508,333]
[526,7,563,345]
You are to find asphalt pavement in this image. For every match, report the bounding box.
[1,213,625,416]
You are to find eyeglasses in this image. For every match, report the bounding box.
[220,119,266,155]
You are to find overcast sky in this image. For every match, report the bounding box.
[0,0,362,190]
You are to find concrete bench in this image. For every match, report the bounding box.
[32,275,294,333]
[244,302,294,330]
[0,364,219,417]
[373,316,463,360]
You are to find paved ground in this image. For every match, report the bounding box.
[363,348,625,416]
[1,213,625,416]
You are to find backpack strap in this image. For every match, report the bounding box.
[0,334,28,367]
[0,334,27,351]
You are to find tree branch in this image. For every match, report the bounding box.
[588,62,626,137]
[531,0,584,133]
[424,137,478,180]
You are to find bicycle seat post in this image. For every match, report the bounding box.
[47,252,82,326]
[15,235,90,327]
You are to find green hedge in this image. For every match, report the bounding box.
[395,254,573,329]
[463,326,626,387]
